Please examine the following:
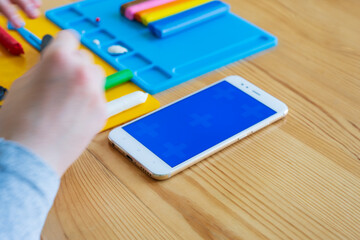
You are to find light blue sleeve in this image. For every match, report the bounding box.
[0,138,60,240]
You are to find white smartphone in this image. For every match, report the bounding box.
[109,76,288,180]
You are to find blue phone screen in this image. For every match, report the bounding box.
[123,81,277,168]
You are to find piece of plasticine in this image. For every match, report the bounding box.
[0,86,8,101]
[124,0,177,20]
[105,69,133,91]
[106,91,149,118]
[40,34,53,52]
[149,1,229,38]
[136,0,212,26]
[0,25,24,55]
[120,0,149,16]
[135,0,189,22]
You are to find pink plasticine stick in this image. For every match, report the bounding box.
[125,0,177,20]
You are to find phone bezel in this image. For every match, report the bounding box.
[109,76,288,179]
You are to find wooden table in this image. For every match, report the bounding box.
[40,0,360,239]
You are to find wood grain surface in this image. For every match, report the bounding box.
[39,0,360,239]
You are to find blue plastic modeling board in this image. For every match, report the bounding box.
[46,0,277,94]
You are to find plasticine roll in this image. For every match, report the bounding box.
[137,0,212,26]
[149,1,229,38]
[106,91,149,118]
[120,0,148,16]
[0,25,24,55]
[124,0,177,20]
[134,0,189,22]
[105,69,133,91]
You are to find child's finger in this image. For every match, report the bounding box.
[75,49,94,65]
[0,0,24,28]
[10,0,40,18]
[31,0,40,8]
[52,30,80,52]
[43,30,80,58]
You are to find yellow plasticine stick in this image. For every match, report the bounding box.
[141,0,212,26]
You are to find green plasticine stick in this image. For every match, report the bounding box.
[105,69,133,90]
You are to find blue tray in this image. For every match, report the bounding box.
[46,0,277,94]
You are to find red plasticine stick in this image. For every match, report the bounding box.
[0,25,24,55]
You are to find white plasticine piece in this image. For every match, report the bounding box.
[93,39,100,45]
[106,91,149,118]
[108,45,129,55]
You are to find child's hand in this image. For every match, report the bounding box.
[0,31,107,176]
[0,0,41,28]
